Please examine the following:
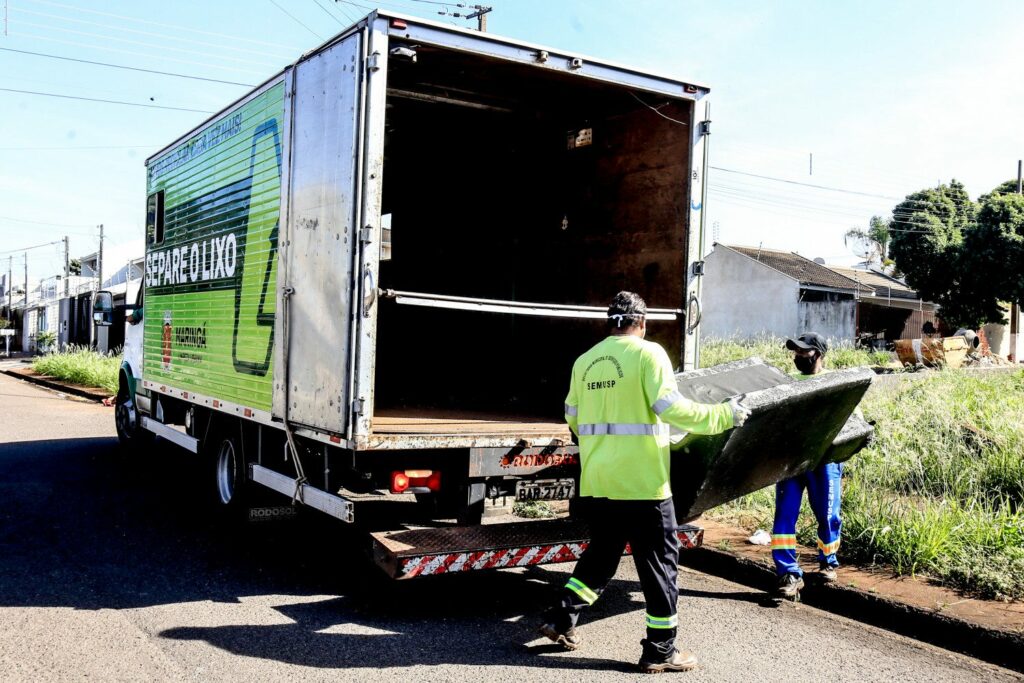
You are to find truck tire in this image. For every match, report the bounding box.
[209,429,248,513]
[114,379,153,449]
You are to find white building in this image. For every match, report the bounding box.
[701,244,872,342]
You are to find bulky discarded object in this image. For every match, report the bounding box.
[668,358,874,522]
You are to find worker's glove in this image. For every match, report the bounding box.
[728,397,751,428]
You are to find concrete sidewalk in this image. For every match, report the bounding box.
[681,519,1024,673]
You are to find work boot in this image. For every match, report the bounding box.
[818,564,838,583]
[775,573,804,600]
[538,622,582,651]
[638,639,698,673]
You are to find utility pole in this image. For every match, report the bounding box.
[809,152,813,176]
[466,4,492,31]
[23,252,28,310]
[6,255,11,318]
[97,224,104,289]
[63,235,70,297]
[1017,160,1022,195]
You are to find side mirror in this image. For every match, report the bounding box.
[93,291,113,327]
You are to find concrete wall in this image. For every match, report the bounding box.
[702,247,800,339]
[799,300,856,342]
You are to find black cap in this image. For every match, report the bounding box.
[785,332,828,355]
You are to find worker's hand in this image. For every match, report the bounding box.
[728,397,751,428]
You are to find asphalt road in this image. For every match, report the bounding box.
[0,372,1019,682]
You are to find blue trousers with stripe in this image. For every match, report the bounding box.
[547,497,680,643]
[772,462,843,577]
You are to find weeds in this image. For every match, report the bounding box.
[701,336,891,372]
[706,354,1024,600]
[513,500,555,519]
[32,346,119,394]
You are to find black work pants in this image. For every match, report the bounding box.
[548,497,680,643]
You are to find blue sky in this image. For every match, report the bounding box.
[2,0,1022,284]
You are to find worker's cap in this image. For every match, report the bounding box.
[785,332,829,355]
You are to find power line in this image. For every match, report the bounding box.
[711,166,903,201]
[14,32,271,76]
[332,2,359,23]
[12,6,292,61]
[310,0,345,25]
[23,0,303,51]
[0,144,155,151]
[0,87,213,113]
[0,215,93,228]
[0,240,63,256]
[268,0,324,40]
[14,19,280,69]
[0,47,255,87]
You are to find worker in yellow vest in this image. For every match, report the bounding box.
[538,291,749,673]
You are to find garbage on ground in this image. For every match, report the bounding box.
[895,329,1015,370]
[894,336,969,369]
[748,529,771,545]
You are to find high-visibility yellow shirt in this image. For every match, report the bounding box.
[564,335,734,500]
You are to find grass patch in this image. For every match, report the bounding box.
[700,335,890,372]
[513,500,556,519]
[703,341,1024,600]
[32,346,119,394]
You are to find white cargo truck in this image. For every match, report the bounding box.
[99,10,723,578]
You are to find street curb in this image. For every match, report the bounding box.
[1,368,108,403]
[679,545,1024,673]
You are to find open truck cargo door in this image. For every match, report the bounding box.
[272,28,365,436]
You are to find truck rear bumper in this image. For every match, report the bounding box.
[370,518,703,579]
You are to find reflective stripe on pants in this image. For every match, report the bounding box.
[772,462,843,577]
[546,497,680,644]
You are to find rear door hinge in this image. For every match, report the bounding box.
[360,226,373,244]
[367,51,381,73]
[699,120,711,136]
[352,398,366,416]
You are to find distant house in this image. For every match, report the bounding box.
[827,266,936,342]
[702,244,871,342]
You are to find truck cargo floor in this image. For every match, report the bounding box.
[371,409,570,436]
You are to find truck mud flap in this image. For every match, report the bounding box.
[371,519,703,580]
[670,359,874,523]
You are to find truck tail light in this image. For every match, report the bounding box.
[391,469,441,493]
[391,471,410,493]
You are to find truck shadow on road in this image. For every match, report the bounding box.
[0,435,652,672]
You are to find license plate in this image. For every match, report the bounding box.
[515,478,575,501]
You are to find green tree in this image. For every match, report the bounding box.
[69,258,81,276]
[888,181,976,321]
[844,215,892,268]
[964,193,1024,306]
[889,180,1021,328]
[977,178,1020,204]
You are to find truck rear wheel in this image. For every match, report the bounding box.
[209,429,248,512]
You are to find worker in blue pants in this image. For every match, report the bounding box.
[773,332,843,599]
